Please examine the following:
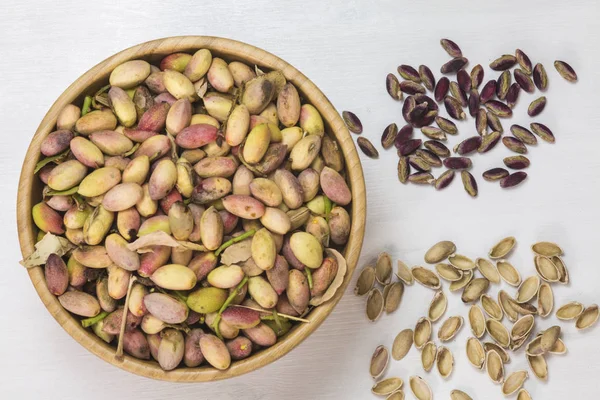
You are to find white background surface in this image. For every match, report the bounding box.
[1,0,599,398]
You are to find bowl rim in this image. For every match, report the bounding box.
[16,35,366,382]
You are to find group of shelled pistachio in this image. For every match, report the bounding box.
[344,38,579,197]
[358,238,598,399]
[23,49,354,371]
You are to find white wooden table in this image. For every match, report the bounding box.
[2,0,600,398]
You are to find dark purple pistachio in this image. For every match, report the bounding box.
[457,69,472,92]
[554,60,578,82]
[490,55,517,71]
[480,80,497,103]
[397,65,422,83]
[408,172,435,185]
[514,69,535,93]
[412,110,437,128]
[510,125,537,145]
[496,71,511,100]
[400,81,426,95]
[386,73,403,100]
[415,149,442,167]
[357,137,379,159]
[421,126,446,141]
[397,138,422,156]
[468,89,480,117]
[435,116,458,135]
[424,140,450,158]
[342,111,362,134]
[533,63,548,91]
[414,94,438,111]
[440,38,462,58]
[506,83,521,108]
[408,102,429,121]
[454,136,482,155]
[443,157,472,169]
[381,123,398,149]
[516,49,533,75]
[530,123,555,143]
[483,168,509,182]
[419,65,436,91]
[478,131,502,153]
[486,111,503,132]
[450,82,468,107]
[397,157,410,183]
[470,64,484,89]
[502,137,528,154]
[528,96,547,117]
[402,96,416,122]
[434,169,455,190]
[444,96,466,120]
[504,155,530,169]
[408,155,432,172]
[475,108,487,135]
[485,100,512,118]
[500,171,527,188]
[434,77,450,102]
[395,124,414,148]
[440,57,468,74]
[461,171,478,197]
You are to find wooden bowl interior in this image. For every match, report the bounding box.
[17,36,366,382]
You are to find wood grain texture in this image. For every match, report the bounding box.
[16,36,366,382]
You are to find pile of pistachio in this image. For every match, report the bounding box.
[357,239,598,399]
[346,38,579,196]
[23,49,353,371]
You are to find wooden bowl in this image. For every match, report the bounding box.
[16,36,366,382]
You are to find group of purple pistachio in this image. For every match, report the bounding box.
[343,38,578,197]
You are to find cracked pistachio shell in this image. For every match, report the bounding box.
[469,305,486,338]
[414,318,432,349]
[436,346,454,378]
[461,278,489,303]
[370,345,390,379]
[355,266,375,296]
[424,241,456,263]
[372,377,404,397]
[375,252,393,285]
[489,237,516,259]
[428,291,447,322]
[412,266,441,290]
[576,304,599,330]
[366,288,384,322]
[438,316,464,341]
[409,376,432,400]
